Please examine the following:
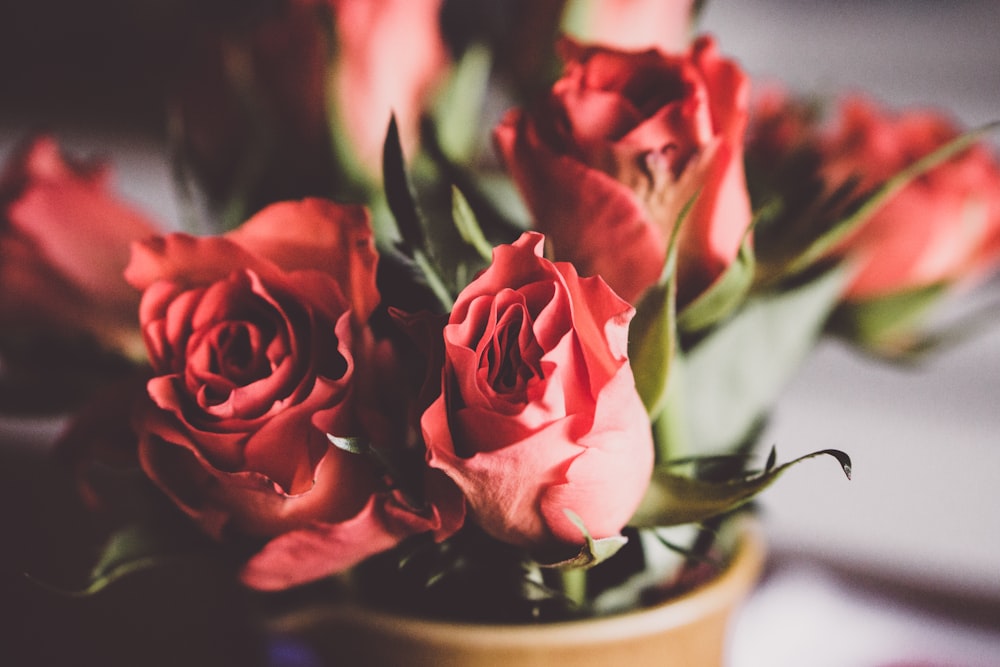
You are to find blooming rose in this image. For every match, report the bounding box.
[818,97,1000,299]
[328,0,449,179]
[494,36,752,306]
[562,0,696,54]
[125,198,460,590]
[419,232,653,550]
[0,136,158,357]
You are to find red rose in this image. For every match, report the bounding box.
[125,199,458,590]
[495,36,752,306]
[0,136,158,357]
[819,97,1000,299]
[328,0,449,179]
[563,0,696,54]
[419,232,653,550]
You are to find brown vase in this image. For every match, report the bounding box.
[265,522,765,667]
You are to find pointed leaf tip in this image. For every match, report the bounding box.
[823,448,852,480]
[381,113,425,251]
[765,446,777,472]
[631,446,854,528]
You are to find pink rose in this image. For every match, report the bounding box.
[124,199,459,590]
[419,232,653,550]
[0,136,158,357]
[563,0,697,54]
[328,0,449,178]
[820,97,1000,299]
[495,36,752,306]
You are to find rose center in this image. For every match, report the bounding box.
[484,306,543,397]
[197,320,273,404]
[215,323,261,379]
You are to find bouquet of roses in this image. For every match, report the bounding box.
[3,0,998,628]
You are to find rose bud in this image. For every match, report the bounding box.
[418,232,653,552]
[125,198,459,590]
[495,36,752,307]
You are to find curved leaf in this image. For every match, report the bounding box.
[630,192,699,417]
[631,280,677,418]
[630,448,851,528]
[451,185,494,262]
[26,522,202,597]
[660,263,851,458]
[382,114,425,251]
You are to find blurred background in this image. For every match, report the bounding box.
[701,0,1000,587]
[1,0,998,664]
[703,2,1000,663]
[702,0,1000,598]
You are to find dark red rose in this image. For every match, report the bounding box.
[125,198,459,590]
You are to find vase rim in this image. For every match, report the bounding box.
[268,518,767,649]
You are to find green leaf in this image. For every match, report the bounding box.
[412,248,456,312]
[431,43,493,163]
[787,121,1000,275]
[630,448,852,528]
[451,185,494,262]
[629,192,701,417]
[87,523,180,592]
[379,117,456,311]
[677,231,756,333]
[630,280,677,418]
[28,522,196,597]
[660,263,851,459]
[382,114,426,252]
[829,282,947,355]
[540,510,628,570]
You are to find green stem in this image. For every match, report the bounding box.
[560,567,588,611]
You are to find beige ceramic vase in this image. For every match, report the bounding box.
[266,523,766,667]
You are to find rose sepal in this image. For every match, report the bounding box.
[629,190,693,418]
[537,510,629,571]
[828,282,947,359]
[676,227,756,334]
[827,281,1000,361]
